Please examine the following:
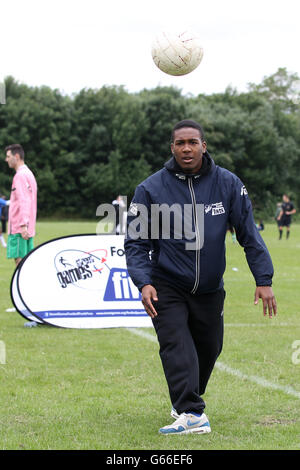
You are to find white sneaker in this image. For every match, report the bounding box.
[159,412,211,435]
[170,407,180,419]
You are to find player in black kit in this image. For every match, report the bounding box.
[277,194,296,239]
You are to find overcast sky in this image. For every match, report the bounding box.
[1,0,300,97]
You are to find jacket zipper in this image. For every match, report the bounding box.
[187,177,201,294]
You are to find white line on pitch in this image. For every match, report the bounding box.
[126,327,157,343]
[126,328,300,400]
[214,362,300,399]
[224,322,298,327]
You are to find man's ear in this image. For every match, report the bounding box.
[171,143,174,155]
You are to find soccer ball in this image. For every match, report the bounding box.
[151,30,204,76]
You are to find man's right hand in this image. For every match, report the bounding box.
[141,284,158,318]
[20,225,29,240]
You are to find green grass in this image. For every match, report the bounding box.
[0,221,300,450]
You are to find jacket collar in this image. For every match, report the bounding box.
[164,152,214,180]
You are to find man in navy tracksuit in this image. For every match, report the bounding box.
[124,120,277,435]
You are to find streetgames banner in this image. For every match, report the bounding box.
[11,234,152,329]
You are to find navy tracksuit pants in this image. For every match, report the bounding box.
[152,280,225,416]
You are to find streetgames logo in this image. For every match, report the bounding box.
[54,247,141,301]
[55,249,109,290]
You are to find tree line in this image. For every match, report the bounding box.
[0,68,299,220]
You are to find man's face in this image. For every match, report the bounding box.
[5,150,18,169]
[171,127,207,174]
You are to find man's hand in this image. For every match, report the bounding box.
[254,286,277,318]
[141,284,158,319]
[20,225,29,240]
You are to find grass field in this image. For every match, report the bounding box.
[0,220,300,450]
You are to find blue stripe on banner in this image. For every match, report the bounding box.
[34,309,147,319]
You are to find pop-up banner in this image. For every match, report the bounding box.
[11,234,152,329]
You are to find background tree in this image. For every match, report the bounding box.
[0,69,298,220]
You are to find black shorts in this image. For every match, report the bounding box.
[279,215,291,227]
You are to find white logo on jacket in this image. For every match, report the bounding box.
[128,202,138,216]
[205,202,225,216]
[241,185,248,196]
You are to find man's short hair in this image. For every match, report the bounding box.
[171,120,205,142]
[5,144,25,160]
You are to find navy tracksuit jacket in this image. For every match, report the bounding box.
[124,153,274,294]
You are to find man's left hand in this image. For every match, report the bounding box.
[254,286,277,318]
